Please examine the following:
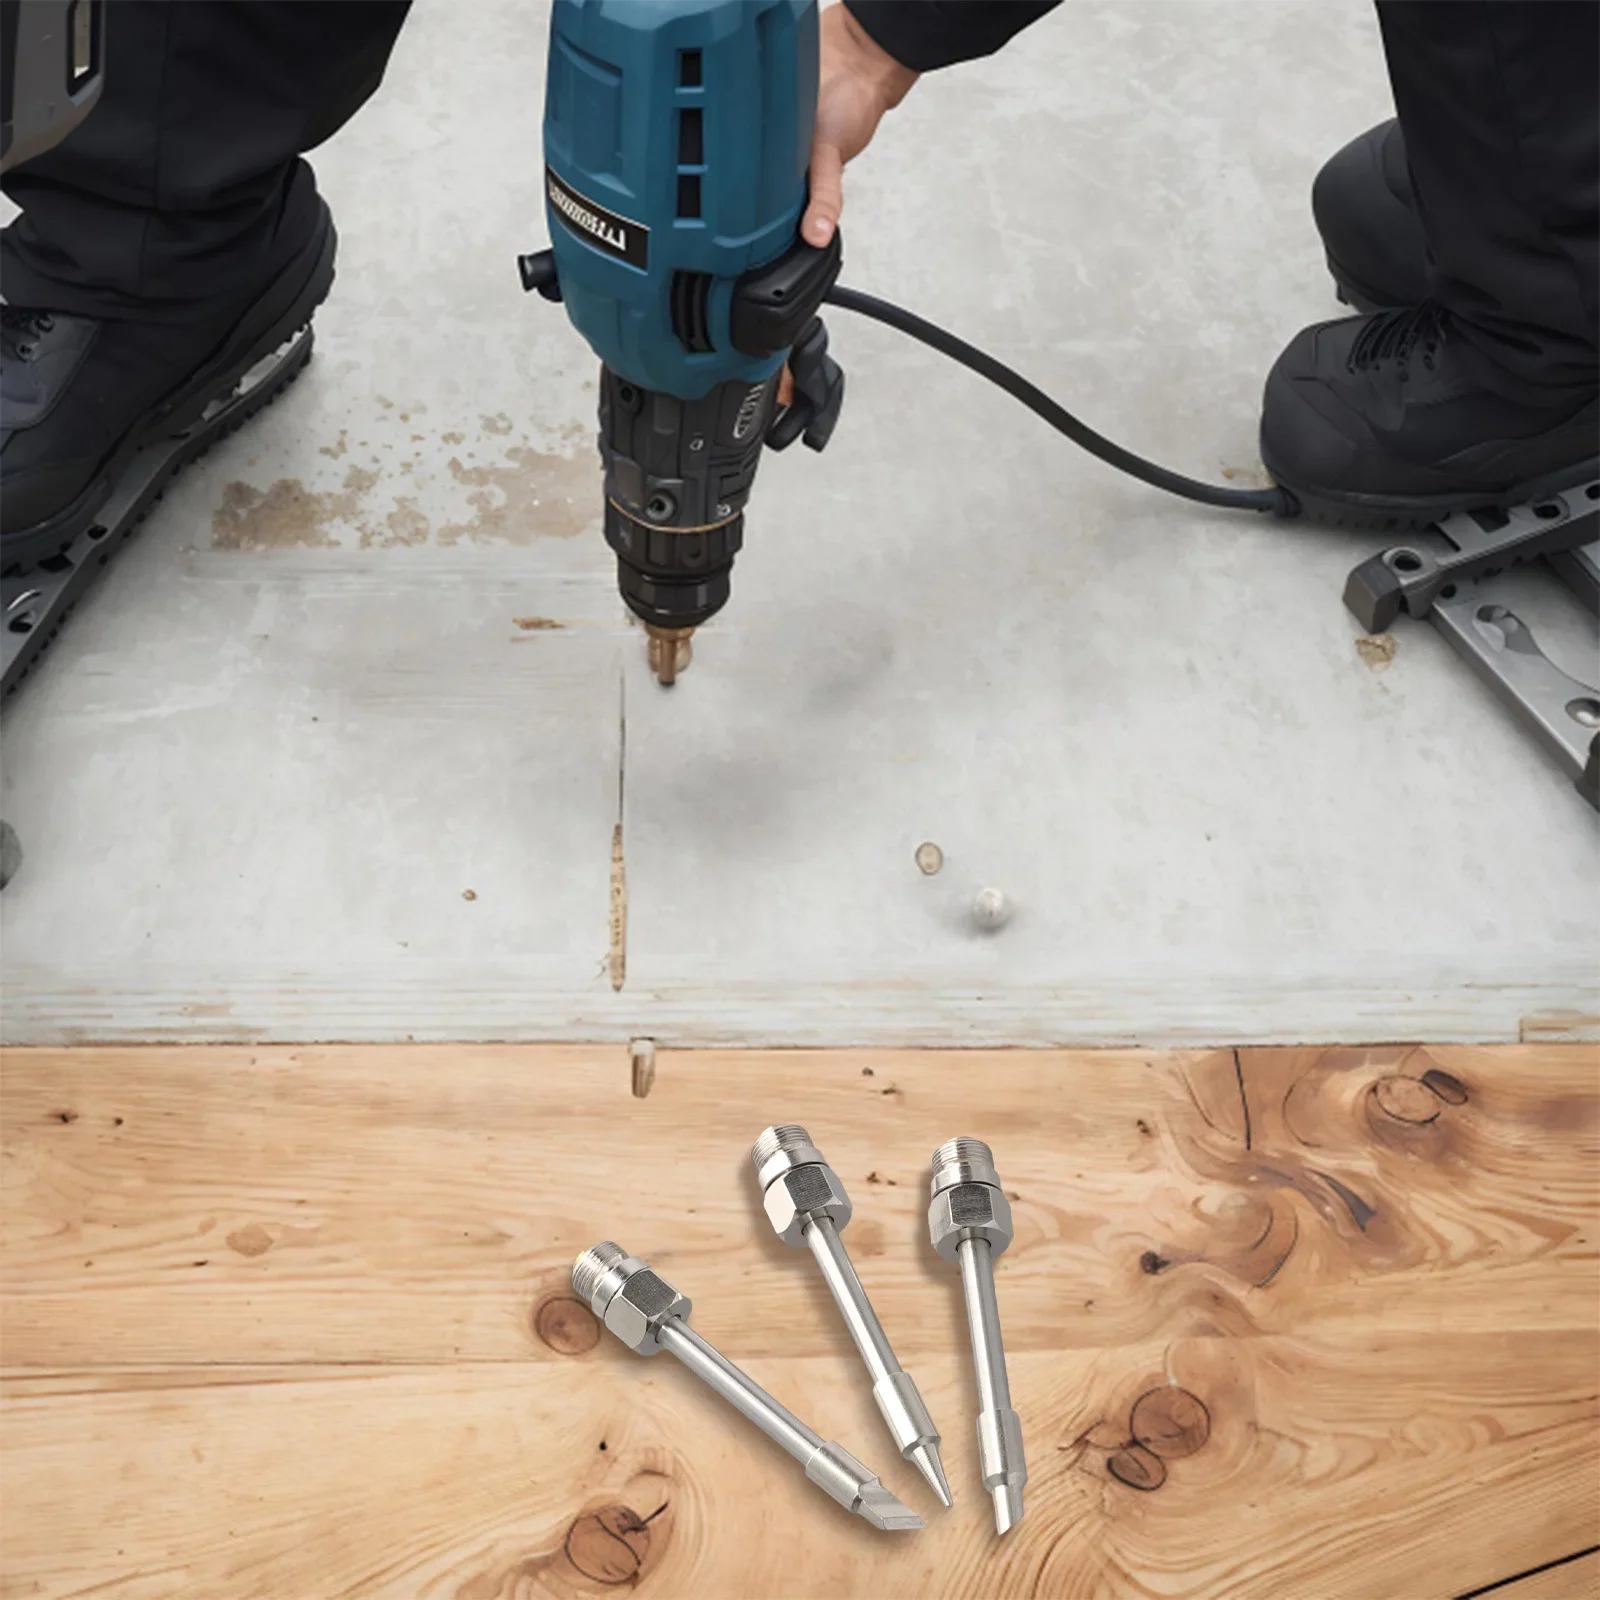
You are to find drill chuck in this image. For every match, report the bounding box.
[604,502,743,631]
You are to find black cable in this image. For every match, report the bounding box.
[824,283,1298,518]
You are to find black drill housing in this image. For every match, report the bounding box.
[599,367,779,631]
[517,235,843,637]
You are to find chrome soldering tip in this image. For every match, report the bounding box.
[907,1440,953,1508]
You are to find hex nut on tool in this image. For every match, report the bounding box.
[573,1242,690,1355]
[762,1158,853,1247]
[928,1175,1014,1260]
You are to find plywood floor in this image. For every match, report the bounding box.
[2,1043,1596,1599]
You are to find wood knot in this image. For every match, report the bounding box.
[1075,1384,1212,1494]
[563,1500,668,1588]
[1370,1067,1470,1126]
[1106,1443,1166,1491]
[1139,1249,1170,1275]
[535,1294,601,1355]
[1130,1386,1211,1459]
[225,1223,273,1258]
[1421,1068,1468,1105]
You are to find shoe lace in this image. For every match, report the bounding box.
[1347,300,1447,376]
[0,307,56,361]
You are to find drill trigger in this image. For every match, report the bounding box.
[766,316,845,454]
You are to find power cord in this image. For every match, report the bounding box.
[824,283,1300,519]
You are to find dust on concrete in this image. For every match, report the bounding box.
[1355,633,1397,671]
[373,495,431,548]
[440,446,594,541]
[216,423,596,547]
[481,412,513,436]
[211,465,378,549]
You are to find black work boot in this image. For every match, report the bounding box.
[1313,119,1429,312]
[1,198,336,574]
[1260,300,1598,531]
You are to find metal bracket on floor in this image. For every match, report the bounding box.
[1549,538,1600,614]
[1430,577,1600,809]
[1342,476,1600,811]
[1343,477,1600,633]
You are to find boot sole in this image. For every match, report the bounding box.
[1263,448,1600,535]
[2,323,316,700]
[2,208,338,576]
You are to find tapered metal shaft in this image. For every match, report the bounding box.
[928,1138,1028,1534]
[574,1241,923,1532]
[752,1125,951,1507]
[957,1236,1025,1532]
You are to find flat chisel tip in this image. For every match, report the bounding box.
[992,1483,1024,1536]
[906,1441,953,1508]
[856,1482,925,1532]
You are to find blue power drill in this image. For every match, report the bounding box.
[520,0,844,683]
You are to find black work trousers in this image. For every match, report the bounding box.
[3,1,1595,399]
[2,1,411,314]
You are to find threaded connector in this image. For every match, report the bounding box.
[934,1136,992,1172]
[572,1242,692,1354]
[572,1240,629,1308]
[930,1136,1000,1197]
[751,1123,814,1170]
[751,1123,829,1191]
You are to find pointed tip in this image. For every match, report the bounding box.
[907,1441,953,1508]
[857,1482,926,1532]
[992,1483,1024,1535]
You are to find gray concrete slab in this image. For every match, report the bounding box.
[3,0,1595,1045]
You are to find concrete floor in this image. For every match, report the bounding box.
[2,0,1596,1045]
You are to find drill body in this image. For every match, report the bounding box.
[535,0,842,671]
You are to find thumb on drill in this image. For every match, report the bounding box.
[804,141,844,247]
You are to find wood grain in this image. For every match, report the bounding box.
[2,1044,1597,1598]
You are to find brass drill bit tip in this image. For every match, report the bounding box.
[646,627,694,686]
